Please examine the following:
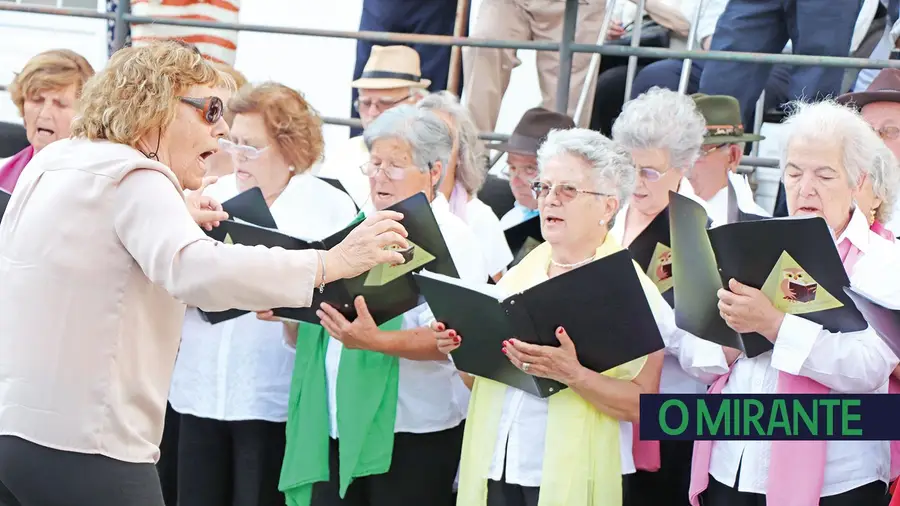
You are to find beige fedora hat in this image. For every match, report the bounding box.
[351,45,431,90]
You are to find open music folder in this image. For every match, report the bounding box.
[844,287,900,359]
[0,189,9,225]
[216,192,459,325]
[318,177,360,212]
[670,191,868,357]
[200,187,278,324]
[414,249,666,398]
[504,214,542,268]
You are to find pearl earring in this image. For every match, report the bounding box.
[599,219,606,225]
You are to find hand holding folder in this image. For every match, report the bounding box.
[415,249,665,398]
[669,191,867,357]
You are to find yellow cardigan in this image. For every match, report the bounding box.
[456,235,655,506]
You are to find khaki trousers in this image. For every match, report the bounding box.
[463,0,607,132]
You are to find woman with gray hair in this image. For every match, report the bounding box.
[854,139,899,240]
[611,86,727,506]
[689,99,899,506]
[432,129,726,506]
[418,91,514,281]
[277,104,487,506]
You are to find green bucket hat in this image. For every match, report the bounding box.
[691,93,764,144]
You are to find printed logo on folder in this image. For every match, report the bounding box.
[646,242,674,294]
[761,251,843,315]
[224,233,234,245]
[364,239,436,287]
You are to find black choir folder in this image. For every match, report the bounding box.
[0,189,9,224]
[414,249,666,398]
[212,192,459,325]
[669,191,867,358]
[844,287,900,358]
[504,214,542,268]
[200,187,277,324]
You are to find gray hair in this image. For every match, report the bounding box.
[537,128,636,227]
[363,104,453,188]
[416,91,487,194]
[781,99,900,222]
[611,87,707,172]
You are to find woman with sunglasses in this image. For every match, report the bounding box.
[434,129,726,506]
[169,82,359,506]
[0,41,408,506]
[610,86,735,506]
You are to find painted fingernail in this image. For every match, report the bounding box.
[437,323,445,331]
[557,327,564,335]
[449,330,456,337]
[502,340,509,346]
[454,337,461,344]
[501,347,508,354]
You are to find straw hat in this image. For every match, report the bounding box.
[351,45,431,90]
[691,94,764,144]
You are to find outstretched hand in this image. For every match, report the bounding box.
[326,210,409,281]
[186,176,229,231]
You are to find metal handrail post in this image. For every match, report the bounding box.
[112,0,131,54]
[573,0,617,125]
[677,0,704,94]
[556,0,580,114]
[622,0,646,102]
[751,90,766,158]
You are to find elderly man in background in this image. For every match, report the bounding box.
[0,49,94,193]
[838,67,900,236]
[689,94,771,223]
[318,45,429,208]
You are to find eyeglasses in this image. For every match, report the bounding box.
[218,138,269,160]
[638,166,673,182]
[700,143,728,157]
[874,125,900,141]
[501,162,540,182]
[353,95,412,113]
[360,161,408,180]
[178,96,224,124]
[531,181,611,202]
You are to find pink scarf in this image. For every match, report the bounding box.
[0,145,34,193]
[688,238,863,506]
[448,181,469,222]
[872,220,895,242]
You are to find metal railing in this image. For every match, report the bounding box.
[1,0,897,173]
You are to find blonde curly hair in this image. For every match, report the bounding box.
[71,41,235,148]
[9,49,95,117]
[228,82,324,173]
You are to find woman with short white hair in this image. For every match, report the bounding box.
[418,91,513,281]
[277,104,486,506]
[611,86,725,505]
[851,131,900,240]
[689,99,900,506]
[434,128,726,506]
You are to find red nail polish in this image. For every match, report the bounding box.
[454,337,460,344]
[501,348,507,354]
[449,330,456,337]
[557,327,564,335]
[502,340,509,346]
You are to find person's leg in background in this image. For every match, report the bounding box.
[0,435,164,506]
[230,420,288,506]
[176,414,232,506]
[697,0,790,120]
[463,0,531,134]
[589,64,637,135]
[350,0,397,138]
[783,0,863,103]
[631,59,705,98]
[409,0,466,98]
[157,403,181,506]
[531,0,607,128]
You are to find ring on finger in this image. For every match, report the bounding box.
[522,362,531,373]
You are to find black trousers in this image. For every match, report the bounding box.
[311,423,464,506]
[176,413,287,506]
[703,475,887,506]
[0,435,164,506]
[623,439,694,506]
[158,402,181,506]
[487,468,540,506]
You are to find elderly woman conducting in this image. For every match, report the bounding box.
[434,129,724,506]
[170,82,358,506]
[688,100,900,506]
[417,91,514,281]
[276,104,486,506]
[0,49,94,192]
[0,41,407,506]
[610,86,731,505]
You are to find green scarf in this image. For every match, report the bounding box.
[279,211,405,506]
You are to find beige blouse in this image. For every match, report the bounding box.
[0,138,318,464]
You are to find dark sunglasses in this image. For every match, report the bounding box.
[178,96,224,124]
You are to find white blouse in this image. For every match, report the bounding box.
[709,209,900,497]
[324,194,488,436]
[316,136,371,210]
[168,172,358,422]
[465,197,514,278]
[704,172,772,225]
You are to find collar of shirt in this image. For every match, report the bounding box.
[837,207,874,254]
